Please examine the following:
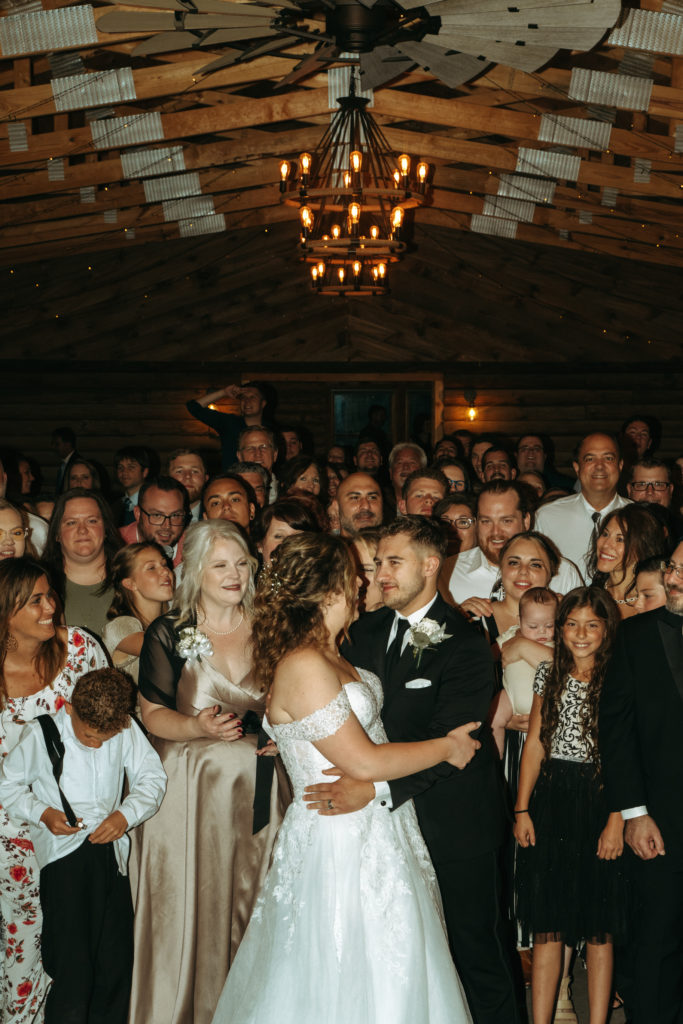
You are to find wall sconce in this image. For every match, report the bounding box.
[464,388,477,421]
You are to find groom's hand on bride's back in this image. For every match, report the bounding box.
[445,722,481,769]
[302,770,375,815]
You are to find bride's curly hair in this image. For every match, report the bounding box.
[252,533,357,691]
[539,586,620,770]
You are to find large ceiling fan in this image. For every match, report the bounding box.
[98,0,621,88]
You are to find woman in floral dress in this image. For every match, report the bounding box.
[0,557,108,1022]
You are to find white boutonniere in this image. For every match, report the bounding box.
[175,627,213,663]
[406,619,452,667]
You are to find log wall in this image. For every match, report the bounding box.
[1,363,680,492]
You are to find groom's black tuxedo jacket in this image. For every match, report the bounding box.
[344,594,506,864]
[599,605,683,864]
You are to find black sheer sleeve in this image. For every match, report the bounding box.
[138,615,186,710]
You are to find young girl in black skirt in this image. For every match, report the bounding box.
[514,587,626,1024]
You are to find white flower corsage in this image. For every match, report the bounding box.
[176,627,213,663]
[406,619,452,667]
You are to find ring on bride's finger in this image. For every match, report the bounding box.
[327,799,334,810]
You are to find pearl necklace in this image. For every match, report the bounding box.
[201,612,244,637]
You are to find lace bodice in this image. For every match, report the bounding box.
[534,661,594,763]
[268,669,386,799]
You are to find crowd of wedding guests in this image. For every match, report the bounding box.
[0,387,682,1024]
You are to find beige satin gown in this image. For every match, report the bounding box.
[128,657,290,1024]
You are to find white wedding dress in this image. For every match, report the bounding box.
[211,669,472,1024]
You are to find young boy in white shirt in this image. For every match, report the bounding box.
[0,667,167,1024]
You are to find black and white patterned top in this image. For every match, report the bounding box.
[533,661,594,764]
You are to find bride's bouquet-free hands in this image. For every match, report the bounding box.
[445,722,482,769]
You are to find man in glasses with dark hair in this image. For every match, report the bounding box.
[627,457,674,509]
[120,477,189,567]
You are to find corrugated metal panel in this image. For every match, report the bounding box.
[143,172,201,202]
[675,125,683,153]
[121,146,186,179]
[103,209,118,224]
[569,67,653,112]
[609,9,683,54]
[470,214,518,239]
[125,228,135,240]
[516,147,581,181]
[602,186,619,207]
[48,51,84,78]
[7,121,28,152]
[0,0,42,13]
[90,111,164,150]
[633,158,651,183]
[497,174,556,204]
[80,186,96,204]
[162,196,215,221]
[618,51,655,78]
[46,156,64,181]
[52,68,136,112]
[538,114,611,150]
[578,210,593,224]
[178,213,227,237]
[0,4,97,56]
[558,229,569,240]
[481,196,535,223]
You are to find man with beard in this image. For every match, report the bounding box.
[167,449,208,522]
[303,517,520,1024]
[599,541,683,1023]
[334,473,383,537]
[120,477,189,568]
[448,481,581,609]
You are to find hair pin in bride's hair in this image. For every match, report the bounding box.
[260,562,283,595]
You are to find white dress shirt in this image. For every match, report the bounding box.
[534,492,630,581]
[0,708,167,874]
[374,595,439,810]
[448,545,583,606]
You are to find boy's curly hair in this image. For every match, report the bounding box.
[71,668,135,735]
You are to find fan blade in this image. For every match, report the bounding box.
[184,13,278,29]
[395,40,490,88]
[359,46,414,90]
[132,29,203,52]
[275,41,338,87]
[196,26,275,43]
[101,0,279,12]
[425,31,555,72]
[195,32,298,73]
[98,9,178,31]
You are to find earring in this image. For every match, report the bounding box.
[4,633,18,652]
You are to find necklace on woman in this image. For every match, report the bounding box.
[202,612,244,637]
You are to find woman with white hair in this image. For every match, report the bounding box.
[129,519,290,1024]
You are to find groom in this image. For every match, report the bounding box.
[304,516,520,1024]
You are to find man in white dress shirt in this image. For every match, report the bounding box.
[448,481,583,608]
[535,432,630,581]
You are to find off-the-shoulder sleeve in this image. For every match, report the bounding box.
[533,660,551,696]
[273,689,352,743]
[102,616,142,658]
[138,616,186,709]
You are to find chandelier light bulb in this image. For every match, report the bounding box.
[350,150,362,173]
[353,260,362,276]
[417,161,428,182]
[370,225,379,240]
[343,171,352,189]
[331,224,341,239]
[338,267,345,283]
[391,206,404,230]
[311,265,318,280]
[349,202,361,224]
[300,206,313,236]
[393,169,400,188]
[378,262,387,279]
[398,154,411,177]
[317,261,325,278]
[372,266,379,281]
[299,152,312,176]
[279,159,290,193]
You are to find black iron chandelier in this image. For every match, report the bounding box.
[278,75,431,296]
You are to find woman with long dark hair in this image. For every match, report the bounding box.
[587,503,667,618]
[514,587,626,1024]
[42,488,122,635]
[0,558,107,1022]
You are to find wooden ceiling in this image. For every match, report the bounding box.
[3,0,683,277]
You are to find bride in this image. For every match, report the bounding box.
[211,533,474,1024]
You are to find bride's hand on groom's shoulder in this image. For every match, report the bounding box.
[445,722,481,769]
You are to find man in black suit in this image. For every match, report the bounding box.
[304,516,520,1024]
[600,540,683,1024]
